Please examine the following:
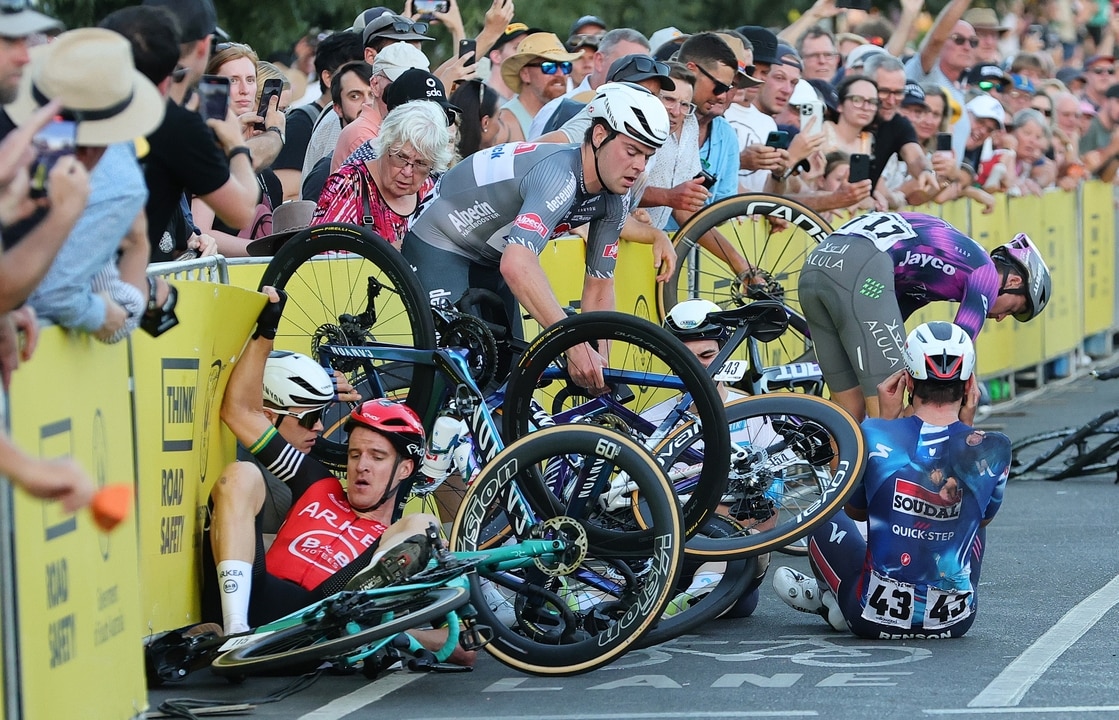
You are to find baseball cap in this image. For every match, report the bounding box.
[488,22,540,55]
[964,63,1010,88]
[649,27,685,55]
[1056,67,1086,85]
[901,82,928,108]
[845,44,889,70]
[383,68,460,125]
[736,25,779,66]
[569,15,607,38]
[362,13,433,46]
[0,0,63,37]
[350,7,393,33]
[372,42,431,81]
[607,54,675,91]
[715,32,762,88]
[142,0,215,41]
[1083,55,1116,69]
[776,43,802,71]
[966,94,1006,128]
[1009,74,1035,94]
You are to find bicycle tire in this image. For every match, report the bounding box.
[1011,416,1119,481]
[647,394,865,561]
[503,311,730,540]
[209,585,467,676]
[636,515,757,648]
[657,193,834,367]
[451,425,684,676]
[259,223,437,469]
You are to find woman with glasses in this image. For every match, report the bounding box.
[311,101,452,249]
[821,75,877,159]
[190,42,287,256]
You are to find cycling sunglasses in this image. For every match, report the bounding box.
[527,60,573,76]
[273,406,325,429]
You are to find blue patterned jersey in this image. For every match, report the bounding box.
[832,212,1000,338]
[850,416,1009,625]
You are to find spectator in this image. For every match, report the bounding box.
[272,31,364,202]
[962,63,1011,100]
[498,32,581,139]
[796,27,841,83]
[1008,51,1053,83]
[641,62,703,230]
[1056,66,1087,96]
[312,98,453,248]
[823,74,877,157]
[1030,89,1055,121]
[987,108,1057,195]
[1005,74,1037,117]
[330,42,430,173]
[565,31,601,88]
[1077,82,1119,179]
[903,0,974,162]
[963,7,1013,65]
[863,53,939,201]
[257,61,294,113]
[484,23,535,101]
[727,26,783,193]
[1080,54,1115,111]
[361,12,434,64]
[569,14,607,39]
[448,80,510,158]
[301,61,375,203]
[962,94,1007,182]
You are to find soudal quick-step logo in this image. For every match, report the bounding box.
[892,478,960,520]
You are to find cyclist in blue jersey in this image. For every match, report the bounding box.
[773,321,1010,639]
[799,213,1052,420]
[402,82,671,394]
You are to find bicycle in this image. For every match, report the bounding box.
[1010,364,1119,482]
[145,422,683,680]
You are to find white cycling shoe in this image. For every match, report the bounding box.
[772,566,846,632]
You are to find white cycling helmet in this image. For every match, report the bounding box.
[263,351,335,408]
[585,82,671,149]
[991,233,1051,322]
[664,299,728,344]
[902,321,975,382]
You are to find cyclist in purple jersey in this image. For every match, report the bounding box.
[402,82,670,394]
[773,322,1010,639]
[799,211,1052,420]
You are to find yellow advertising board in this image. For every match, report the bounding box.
[1040,192,1081,359]
[1081,181,1115,336]
[8,330,145,720]
[131,282,264,632]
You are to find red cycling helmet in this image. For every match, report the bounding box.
[343,399,426,461]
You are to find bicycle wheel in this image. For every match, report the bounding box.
[1011,417,1119,481]
[503,311,729,539]
[657,193,834,368]
[636,515,757,648]
[209,585,467,676]
[259,223,437,469]
[647,394,865,561]
[451,425,684,676]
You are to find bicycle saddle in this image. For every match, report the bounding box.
[707,301,789,342]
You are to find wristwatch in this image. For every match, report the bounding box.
[266,125,285,144]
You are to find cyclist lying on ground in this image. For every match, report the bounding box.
[799,213,1051,420]
[204,288,474,665]
[773,321,1010,639]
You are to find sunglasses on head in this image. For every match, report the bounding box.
[695,63,730,95]
[273,406,325,429]
[949,33,980,48]
[377,17,428,34]
[527,60,573,75]
[567,32,604,49]
[612,55,671,81]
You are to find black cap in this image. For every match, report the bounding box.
[776,43,801,70]
[384,68,461,124]
[362,14,434,46]
[569,15,607,37]
[964,63,1010,88]
[807,78,838,112]
[901,82,928,107]
[607,54,676,90]
[142,0,216,41]
[489,23,544,55]
[736,25,779,66]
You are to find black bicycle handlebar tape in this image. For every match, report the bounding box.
[253,288,288,340]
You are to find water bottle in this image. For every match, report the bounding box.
[421,415,461,479]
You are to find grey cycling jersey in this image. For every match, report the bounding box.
[409,142,630,278]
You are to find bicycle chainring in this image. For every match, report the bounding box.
[435,310,499,389]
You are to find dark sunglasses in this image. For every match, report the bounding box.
[948,33,980,48]
[1091,66,1116,75]
[375,17,428,35]
[567,32,604,50]
[274,406,325,429]
[696,63,730,95]
[527,60,573,75]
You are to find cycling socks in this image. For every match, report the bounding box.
[216,560,253,635]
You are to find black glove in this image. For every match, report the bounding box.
[252,288,287,340]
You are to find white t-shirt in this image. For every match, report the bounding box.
[724,102,776,192]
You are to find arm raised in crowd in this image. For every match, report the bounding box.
[201,107,263,230]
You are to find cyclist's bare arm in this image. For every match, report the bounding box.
[220,288,280,446]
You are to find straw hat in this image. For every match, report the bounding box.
[6,28,164,146]
[501,33,582,94]
[246,201,316,257]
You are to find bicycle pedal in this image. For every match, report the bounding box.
[460,623,492,651]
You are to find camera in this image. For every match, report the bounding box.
[695,169,717,190]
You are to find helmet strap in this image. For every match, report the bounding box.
[349,455,409,515]
[996,267,1027,297]
[590,127,619,195]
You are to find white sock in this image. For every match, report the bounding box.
[217,560,253,635]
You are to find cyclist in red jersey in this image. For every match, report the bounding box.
[205,288,473,664]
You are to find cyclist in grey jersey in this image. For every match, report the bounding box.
[403,82,671,393]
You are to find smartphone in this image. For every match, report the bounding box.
[799,101,825,136]
[255,77,284,130]
[415,0,449,19]
[849,153,871,183]
[694,169,717,189]
[197,74,230,122]
[936,132,953,152]
[765,130,791,150]
[29,118,77,198]
[458,38,477,66]
[837,0,872,8]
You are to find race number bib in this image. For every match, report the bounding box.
[861,572,915,629]
[922,586,972,630]
[837,213,918,252]
[712,359,748,383]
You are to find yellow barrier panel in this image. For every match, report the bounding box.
[1081,181,1115,337]
[1041,191,1082,359]
[1002,195,1046,367]
[226,261,266,299]
[132,282,264,632]
[969,194,1014,376]
[9,331,145,720]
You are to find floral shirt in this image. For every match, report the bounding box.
[311,160,434,249]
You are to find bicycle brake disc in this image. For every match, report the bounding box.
[530,516,588,576]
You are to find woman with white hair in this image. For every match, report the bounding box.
[312,100,453,248]
[982,108,1056,196]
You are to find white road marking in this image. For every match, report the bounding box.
[925,707,1119,715]
[297,671,424,720]
[393,714,817,719]
[967,573,1119,708]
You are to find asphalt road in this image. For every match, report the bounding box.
[148,364,1119,720]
